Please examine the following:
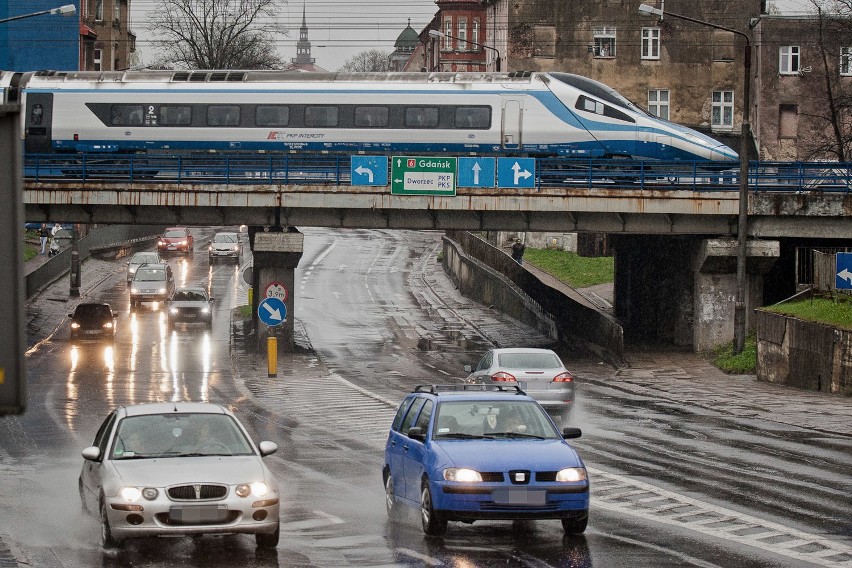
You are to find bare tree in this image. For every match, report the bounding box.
[338,50,391,72]
[148,0,288,70]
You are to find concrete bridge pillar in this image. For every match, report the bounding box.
[249,227,304,353]
[612,235,779,352]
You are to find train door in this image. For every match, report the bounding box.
[501,99,522,150]
[24,92,53,154]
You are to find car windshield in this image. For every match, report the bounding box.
[74,304,111,319]
[173,290,207,302]
[135,269,165,282]
[131,253,158,264]
[213,234,237,243]
[432,400,560,440]
[164,230,185,238]
[111,413,255,459]
[497,352,562,369]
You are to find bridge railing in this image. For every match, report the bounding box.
[22,154,852,193]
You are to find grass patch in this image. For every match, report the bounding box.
[24,245,38,262]
[763,296,852,330]
[713,333,757,374]
[236,304,253,319]
[523,248,614,288]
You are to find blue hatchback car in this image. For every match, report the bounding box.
[383,385,589,536]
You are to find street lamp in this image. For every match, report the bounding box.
[428,29,501,72]
[0,5,76,24]
[638,3,751,355]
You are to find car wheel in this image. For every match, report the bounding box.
[420,483,447,536]
[561,513,588,535]
[255,522,280,549]
[384,472,399,517]
[100,499,120,548]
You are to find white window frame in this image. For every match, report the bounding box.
[444,19,452,50]
[593,26,616,58]
[94,48,102,71]
[648,89,669,120]
[641,28,660,60]
[458,18,467,51]
[779,46,800,75]
[113,0,120,21]
[94,0,104,21]
[841,47,852,77]
[472,20,479,50]
[712,90,734,130]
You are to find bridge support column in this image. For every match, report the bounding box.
[613,236,779,352]
[250,228,303,354]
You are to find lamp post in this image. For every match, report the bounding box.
[639,3,751,355]
[0,5,76,24]
[428,29,501,72]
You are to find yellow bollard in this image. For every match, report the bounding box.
[267,336,277,378]
[248,288,254,310]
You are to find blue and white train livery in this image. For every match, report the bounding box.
[0,69,737,162]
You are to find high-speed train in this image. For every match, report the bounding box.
[0,69,737,162]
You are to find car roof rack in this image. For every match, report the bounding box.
[414,384,527,395]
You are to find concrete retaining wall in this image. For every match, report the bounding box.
[26,225,164,299]
[756,310,852,396]
[443,231,624,365]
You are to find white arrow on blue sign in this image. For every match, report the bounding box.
[836,252,852,290]
[458,157,496,187]
[350,156,388,186]
[258,296,287,326]
[497,157,536,188]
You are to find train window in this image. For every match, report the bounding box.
[207,105,241,127]
[305,106,339,127]
[405,107,439,128]
[354,106,389,128]
[454,106,491,129]
[575,96,634,123]
[110,105,144,126]
[30,104,44,126]
[256,105,290,127]
[160,106,192,126]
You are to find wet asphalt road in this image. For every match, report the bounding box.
[0,227,849,567]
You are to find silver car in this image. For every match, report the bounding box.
[465,348,576,420]
[79,402,281,549]
[208,232,241,262]
[125,251,163,283]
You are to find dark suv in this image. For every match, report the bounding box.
[68,303,117,342]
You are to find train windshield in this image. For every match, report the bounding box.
[548,73,651,117]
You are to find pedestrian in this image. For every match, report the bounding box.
[511,238,526,265]
[39,224,50,255]
[51,222,62,238]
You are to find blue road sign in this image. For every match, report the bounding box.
[258,297,287,326]
[458,157,496,188]
[497,157,536,188]
[836,252,852,290]
[350,156,388,186]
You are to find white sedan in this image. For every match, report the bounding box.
[79,402,280,549]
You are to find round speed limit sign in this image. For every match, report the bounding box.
[264,281,288,302]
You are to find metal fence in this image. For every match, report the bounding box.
[797,247,852,294]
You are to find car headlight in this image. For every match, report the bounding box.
[157,288,166,294]
[556,468,587,482]
[169,307,179,314]
[233,245,239,251]
[236,482,269,498]
[202,307,210,314]
[130,288,139,295]
[120,487,142,502]
[70,322,80,329]
[103,322,113,329]
[208,245,213,251]
[129,267,137,274]
[443,468,482,482]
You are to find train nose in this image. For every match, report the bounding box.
[712,145,739,161]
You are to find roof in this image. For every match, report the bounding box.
[394,23,420,50]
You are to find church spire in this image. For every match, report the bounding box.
[293,1,314,65]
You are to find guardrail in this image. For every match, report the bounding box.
[22,154,852,193]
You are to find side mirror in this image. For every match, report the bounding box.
[208,297,214,302]
[562,427,582,439]
[68,313,73,318]
[407,426,425,441]
[463,365,472,373]
[258,441,278,456]
[82,446,101,461]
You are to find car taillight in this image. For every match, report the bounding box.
[491,372,516,382]
[553,372,574,383]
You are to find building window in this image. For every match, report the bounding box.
[444,19,452,50]
[641,28,660,60]
[841,47,852,76]
[778,104,799,138]
[648,89,669,120]
[472,20,480,50]
[458,19,467,50]
[95,0,104,21]
[593,27,616,58]
[114,0,120,21]
[712,90,734,129]
[93,48,102,71]
[779,46,800,75]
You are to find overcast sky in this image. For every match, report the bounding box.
[129,0,816,72]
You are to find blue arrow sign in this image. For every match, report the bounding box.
[497,157,536,188]
[350,156,388,186]
[836,252,852,290]
[458,157,496,188]
[258,297,287,326]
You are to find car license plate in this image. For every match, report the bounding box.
[169,505,226,523]
[492,488,547,506]
[84,330,100,335]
